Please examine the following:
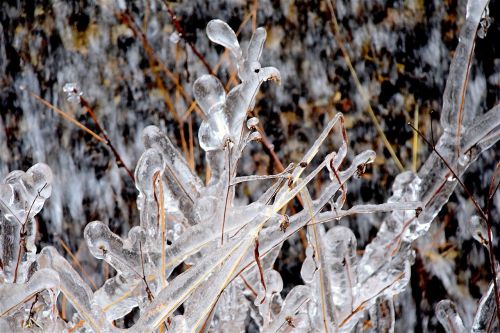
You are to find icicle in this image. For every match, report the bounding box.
[135,148,164,243]
[322,226,357,321]
[206,20,242,60]
[436,300,467,333]
[263,285,311,333]
[472,279,499,332]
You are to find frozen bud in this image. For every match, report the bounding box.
[84,221,116,260]
[477,7,491,39]
[63,82,82,103]
[470,215,490,247]
[248,131,262,142]
[169,32,180,44]
[246,117,259,130]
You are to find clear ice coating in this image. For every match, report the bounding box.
[2,6,500,331]
[62,82,83,103]
[436,300,467,333]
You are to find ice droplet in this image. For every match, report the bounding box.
[477,7,491,39]
[248,131,262,142]
[300,246,316,284]
[206,20,241,59]
[62,82,82,103]
[170,32,180,44]
[246,117,259,130]
[458,154,470,166]
[193,75,225,115]
[470,215,490,247]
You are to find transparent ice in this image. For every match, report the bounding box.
[1,3,500,331]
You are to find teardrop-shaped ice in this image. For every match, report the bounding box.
[301,246,316,284]
[323,226,357,314]
[198,104,231,151]
[193,75,226,115]
[470,215,490,247]
[246,27,266,63]
[206,19,241,59]
[135,148,164,194]
[246,117,259,130]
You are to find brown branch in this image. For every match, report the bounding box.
[13,183,48,283]
[325,0,405,172]
[79,96,135,183]
[25,89,105,143]
[254,238,266,304]
[408,122,500,326]
[160,1,215,76]
[407,123,486,220]
[139,241,154,302]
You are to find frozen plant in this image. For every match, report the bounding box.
[1,3,500,332]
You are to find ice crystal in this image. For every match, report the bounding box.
[1,5,500,331]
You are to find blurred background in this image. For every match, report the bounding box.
[1,0,499,331]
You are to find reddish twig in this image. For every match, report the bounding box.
[408,123,500,326]
[254,238,266,304]
[160,1,215,76]
[78,96,135,183]
[13,183,48,283]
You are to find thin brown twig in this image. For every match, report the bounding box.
[221,145,232,245]
[161,0,215,75]
[408,122,500,326]
[25,89,105,143]
[240,275,258,297]
[139,241,154,302]
[456,39,476,157]
[59,239,98,290]
[24,293,40,329]
[325,0,405,172]
[13,183,48,283]
[254,237,266,304]
[408,123,487,220]
[251,0,259,32]
[79,96,135,183]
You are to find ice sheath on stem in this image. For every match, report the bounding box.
[1,4,500,331]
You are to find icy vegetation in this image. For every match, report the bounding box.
[1,0,500,332]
